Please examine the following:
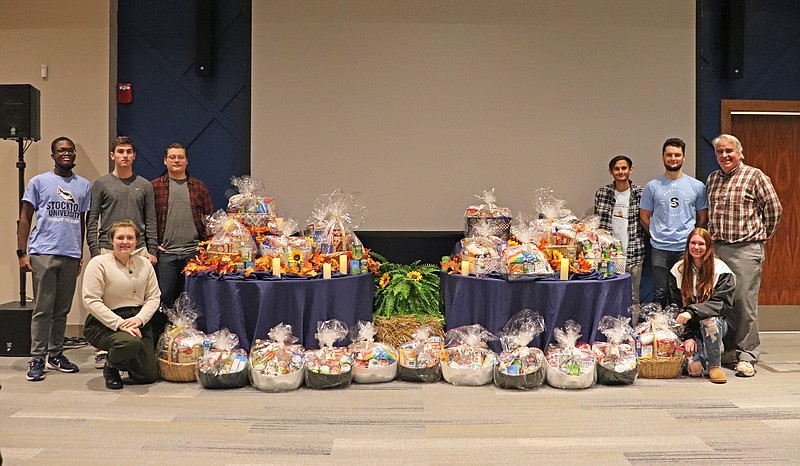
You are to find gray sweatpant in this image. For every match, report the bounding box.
[29,254,80,356]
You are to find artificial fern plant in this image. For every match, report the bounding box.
[371,253,443,319]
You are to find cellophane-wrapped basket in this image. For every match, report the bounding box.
[157,293,207,382]
[494,309,547,390]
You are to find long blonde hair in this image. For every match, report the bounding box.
[679,228,716,306]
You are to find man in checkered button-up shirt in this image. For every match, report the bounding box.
[707,134,783,378]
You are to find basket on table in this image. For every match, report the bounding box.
[637,323,684,379]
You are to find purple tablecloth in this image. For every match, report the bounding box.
[185,272,374,349]
[441,273,633,351]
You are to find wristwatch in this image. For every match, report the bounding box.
[16,249,27,258]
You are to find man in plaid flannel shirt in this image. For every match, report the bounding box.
[707,134,782,378]
[594,155,645,303]
[150,143,214,336]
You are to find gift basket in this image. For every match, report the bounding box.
[227,175,279,231]
[494,309,547,389]
[397,326,443,383]
[259,219,314,274]
[635,305,684,379]
[205,210,258,263]
[308,190,367,256]
[249,323,306,392]
[592,316,637,385]
[157,294,207,382]
[464,188,512,240]
[196,328,249,389]
[305,320,354,389]
[441,324,497,386]
[460,220,503,277]
[545,320,596,389]
[501,220,553,280]
[348,321,398,384]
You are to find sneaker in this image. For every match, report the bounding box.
[708,366,727,384]
[94,351,108,369]
[27,356,46,381]
[46,353,80,373]
[735,361,756,377]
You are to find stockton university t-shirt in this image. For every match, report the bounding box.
[640,174,708,252]
[23,171,91,258]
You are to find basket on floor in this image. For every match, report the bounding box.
[158,358,197,382]
[637,323,683,379]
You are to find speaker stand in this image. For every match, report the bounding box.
[13,137,28,306]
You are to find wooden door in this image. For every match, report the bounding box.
[721,100,800,305]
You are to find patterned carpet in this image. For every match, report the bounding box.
[1,333,799,465]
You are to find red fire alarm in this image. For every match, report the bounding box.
[118,83,132,104]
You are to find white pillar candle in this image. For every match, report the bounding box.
[272,257,281,278]
[323,262,332,279]
[560,258,569,280]
[460,260,470,276]
[339,254,348,274]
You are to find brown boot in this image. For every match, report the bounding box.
[709,366,727,384]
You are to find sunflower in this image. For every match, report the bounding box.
[406,270,422,281]
[290,249,303,262]
[379,272,390,288]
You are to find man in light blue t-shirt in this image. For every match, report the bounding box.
[17,137,91,382]
[640,137,708,307]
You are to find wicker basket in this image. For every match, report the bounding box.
[637,323,684,379]
[158,358,197,382]
[373,315,444,349]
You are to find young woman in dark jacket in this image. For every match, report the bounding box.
[669,228,736,384]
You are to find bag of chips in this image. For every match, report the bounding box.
[494,309,547,389]
[196,328,249,389]
[305,320,354,389]
[348,321,398,384]
[441,324,497,386]
[249,323,306,392]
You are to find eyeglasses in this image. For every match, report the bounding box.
[166,155,186,160]
[55,148,76,155]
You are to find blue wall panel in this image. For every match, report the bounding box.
[117,0,251,209]
[697,0,800,180]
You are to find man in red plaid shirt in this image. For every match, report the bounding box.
[150,143,213,335]
[707,134,782,378]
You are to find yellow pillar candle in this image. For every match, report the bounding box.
[272,257,281,278]
[323,262,332,279]
[560,258,569,280]
[460,260,470,276]
[339,254,348,274]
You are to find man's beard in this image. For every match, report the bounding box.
[665,164,682,172]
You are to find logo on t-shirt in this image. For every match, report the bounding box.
[46,187,80,220]
[670,197,679,209]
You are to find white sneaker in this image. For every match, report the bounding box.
[94,351,108,369]
[735,361,755,377]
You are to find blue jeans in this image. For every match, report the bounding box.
[688,317,727,369]
[650,248,683,308]
[153,251,195,339]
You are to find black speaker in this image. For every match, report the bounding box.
[195,0,215,76]
[0,84,41,140]
[0,301,33,357]
[723,0,745,79]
